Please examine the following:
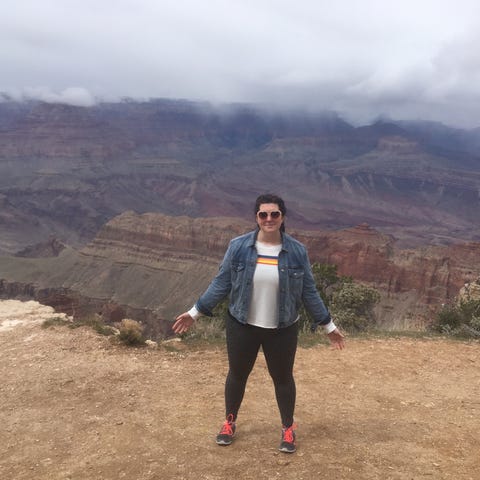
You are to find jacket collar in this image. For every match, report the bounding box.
[247,229,289,251]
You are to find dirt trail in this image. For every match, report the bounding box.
[1,300,479,480]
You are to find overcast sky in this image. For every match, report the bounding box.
[2,0,480,128]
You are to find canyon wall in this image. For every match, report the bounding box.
[1,100,480,256]
[87,212,480,331]
[3,211,479,337]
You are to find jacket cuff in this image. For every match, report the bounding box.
[322,320,337,334]
[188,306,201,320]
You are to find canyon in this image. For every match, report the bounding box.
[1,99,480,254]
[1,99,480,335]
[1,211,480,337]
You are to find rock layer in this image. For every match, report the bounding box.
[1,99,480,255]
[2,211,480,335]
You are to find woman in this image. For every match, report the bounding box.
[173,193,345,453]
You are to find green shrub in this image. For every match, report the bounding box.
[432,300,480,338]
[311,263,342,306]
[186,317,226,341]
[71,314,117,336]
[330,282,381,333]
[118,319,145,345]
[45,313,116,336]
[184,299,227,341]
[300,262,379,334]
[299,262,353,333]
[42,316,72,329]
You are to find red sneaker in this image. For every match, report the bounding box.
[279,424,296,453]
[216,414,236,446]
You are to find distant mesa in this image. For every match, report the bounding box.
[349,223,376,234]
[15,237,66,258]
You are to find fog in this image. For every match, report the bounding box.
[2,0,480,127]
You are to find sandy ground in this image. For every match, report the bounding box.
[1,300,480,480]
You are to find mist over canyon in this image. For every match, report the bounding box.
[1,98,480,335]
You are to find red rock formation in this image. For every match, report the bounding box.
[81,212,480,329]
[2,212,480,333]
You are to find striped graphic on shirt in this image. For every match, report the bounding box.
[257,254,279,266]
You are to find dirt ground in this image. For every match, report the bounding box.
[1,300,480,480]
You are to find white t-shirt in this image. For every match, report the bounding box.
[246,241,282,328]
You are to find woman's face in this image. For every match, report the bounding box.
[256,203,284,234]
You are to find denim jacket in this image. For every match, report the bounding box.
[195,230,332,331]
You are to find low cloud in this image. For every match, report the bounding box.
[1,86,97,107]
[9,87,97,107]
[2,1,480,127]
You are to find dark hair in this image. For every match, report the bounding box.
[254,193,287,232]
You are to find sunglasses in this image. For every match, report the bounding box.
[257,210,282,220]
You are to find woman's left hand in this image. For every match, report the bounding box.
[172,312,195,334]
[327,328,346,350]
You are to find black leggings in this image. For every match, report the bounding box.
[225,313,298,427]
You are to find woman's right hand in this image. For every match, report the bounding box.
[327,328,346,350]
[172,312,195,334]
